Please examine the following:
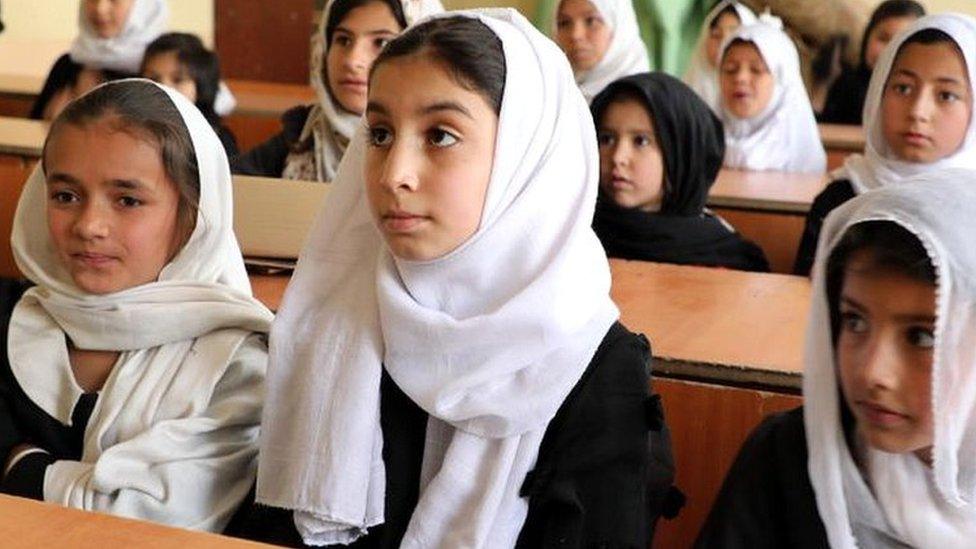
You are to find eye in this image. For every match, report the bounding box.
[938,90,960,103]
[428,128,459,148]
[367,126,393,147]
[891,82,912,96]
[585,16,602,27]
[841,311,869,334]
[633,134,653,147]
[907,326,935,349]
[556,18,570,29]
[50,190,78,204]
[374,37,391,49]
[118,195,143,208]
[333,35,352,47]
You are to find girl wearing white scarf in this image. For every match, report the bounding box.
[683,0,757,113]
[1,79,273,532]
[253,9,660,548]
[236,0,443,183]
[718,19,827,174]
[793,13,976,276]
[698,169,976,547]
[551,0,650,103]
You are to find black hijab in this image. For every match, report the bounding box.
[590,72,769,272]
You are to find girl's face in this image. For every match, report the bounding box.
[706,10,741,69]
[881,41,972,164]
[598,97,664,212]
[836,250,936,461]
[142,52,198,104]
[44,118,184,295]
[555,0,613,73]
[720,42,775,119]
[84,0,135,39]
[365,54,498,261]
[325,1,402,115]
[864,15,917,70]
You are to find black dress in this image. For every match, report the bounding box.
[819,68,872,125]
[232,105,312,177]
[228,322,684,548]
[792,179,857,276]
[695,407,830,548]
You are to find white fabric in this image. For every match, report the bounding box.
[69,0,168,74]
[257,8,619,547]
[804,170,976,548]
[7,79,273,531]
[550,0,650,103]
[718,20,827,173]
[214,81,237,117]
[283,0,444,182]
[835,13,976,195]
[683,0,757,113]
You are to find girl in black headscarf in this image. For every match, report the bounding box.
[591,72,769,272]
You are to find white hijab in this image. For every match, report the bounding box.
[683,0,757,113]
[719,19,827,174]
[257,8,619,547]
[835,13,976,195]
[69,0,168,74]
[804,170,976,548]
[550,0,650,103]
[7,79,273,529]
[282,0,444,182]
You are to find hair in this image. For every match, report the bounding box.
[861,0,926,66]
[42,80,200,248]
[326,0,408,45]
[709,4,740,30]
[141,32,222,125]
[720,37,761,64]
[370,16,507,115]
[825,220,936,343]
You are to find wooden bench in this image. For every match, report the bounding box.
[819,123,865,171]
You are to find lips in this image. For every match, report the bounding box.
[857,400,910,427]
[610,175,633,191]
[339,79,367,90]
[71,252,117,267]
[902,132,932,147]
[382,210,428,233]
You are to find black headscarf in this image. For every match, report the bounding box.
[590,72,769,272]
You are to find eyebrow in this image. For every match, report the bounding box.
[366,100,474,120]
[893,68,965,86]
[45,172,147,191]
[334,26,399,37]
[840,296,936,323]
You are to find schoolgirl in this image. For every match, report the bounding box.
[683,0,757,113]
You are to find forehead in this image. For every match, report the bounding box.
[143,51,184,71]
[45,120,167,184]
[890,40,970,83]
[723,41,765,63]
[712,11,741,30]
[558,0,600,18]
[368,53,488,112]
[600,96,653,129]
[872,15,918,37]
[841,252,937,313]
[334,1,400,33]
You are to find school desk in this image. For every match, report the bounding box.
[819,123,865,171]
[0,116,46,158]
[0,494,272,548]
[708,169,828,274]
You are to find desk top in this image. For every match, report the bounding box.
[0,494,271,548]
[819,123,865,150]
[708,169,828,214]
[0,116,47,157]
[226,80,315,118]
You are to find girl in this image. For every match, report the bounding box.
[794,13,976,275]
[591,72,769,272]
[552,0,650,103]
[819,0,925,125]
[0,79,273,532]
[718,19,827,173]
[31,0,168,121]
[696,170,976,547]
[250,10,672,548]
[141,32,239,158]
[684,0,757,113]
[234,0,443,182]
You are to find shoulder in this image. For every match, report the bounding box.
[281,105,314,141]
[811,178,856,217]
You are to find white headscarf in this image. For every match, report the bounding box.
[69,0,168,74]
[683,1,757,113]
[550,0,650,103]
[282,0,444,182]
[257,8,619,547]
[719,19,827,174]
[835,13,976,195]
[804,170,976,548]
[7,79,273,530]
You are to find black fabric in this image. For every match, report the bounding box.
[793,178,857,276]
[2,450,56,500]
[819,67,872,125]
[593,200,769,272]
[590,72,725,216]
[695,407,830,549]
[232,105,313,177]
[215,123,240,161]
[29,53,131,120]
[231,322,677,548]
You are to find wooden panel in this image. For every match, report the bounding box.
[0,116,47,157]
[827,148,852,171]
[652,378,803,549]
[0,155,32,278]
[251,274,289,312]
[215,0,314,84]
[0,94,34,118]
[224,114,282,154]
[713,207,806,274]
[709,169,827,213]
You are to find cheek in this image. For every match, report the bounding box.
[592,27,613,55]
[756,77,774,105]
[635,148,664,191]
[940,104,972,153]
[46,207,72,253]
[325,49,343,89]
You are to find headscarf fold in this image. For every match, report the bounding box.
[683,0,757,113]
[804,169,976,547]
[69,0,168,74]
[834,13,976,194]
[257,9,619,547]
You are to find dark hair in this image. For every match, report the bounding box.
[709,4,740,30]
[370,16,506,115]
[825,220,936,342]
[325,0,407,45]
[141,32,222,125]
[43,80,200,247]
[861,0,926,66]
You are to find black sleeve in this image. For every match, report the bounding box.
[231,105,312,177]
[0,450,54,500]
[0,305,24,465]
[29,53,82,120]
[793,179,856,276]
[216,124,240,161]
[695,408,829,549]
[818,70,866,125]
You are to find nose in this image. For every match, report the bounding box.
[859,333,901,392]
[907,87,935,123]
[377,140,420,194]
[345,40,370,72]
[94,0,111,17]
[72,200,111,241]
[611,139,630,168]
[570,21,587,43]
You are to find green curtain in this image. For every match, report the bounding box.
[534,0,714,75]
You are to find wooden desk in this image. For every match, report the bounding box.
[0,117,46,157]
[0,494,271,548]
[819,123,865,171]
